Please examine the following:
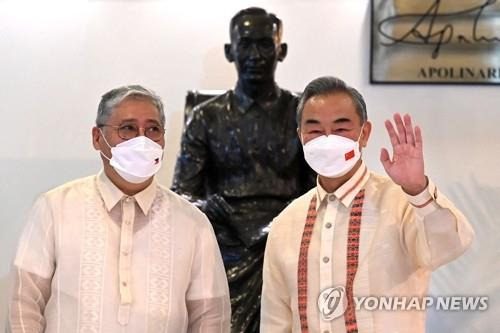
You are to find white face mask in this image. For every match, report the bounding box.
[302,130,363,178]
[100,130,163,184]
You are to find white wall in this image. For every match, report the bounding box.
[0,0,498,331]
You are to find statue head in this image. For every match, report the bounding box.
[224,7,287,86]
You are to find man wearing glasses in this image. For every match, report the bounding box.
[7,85,231,333]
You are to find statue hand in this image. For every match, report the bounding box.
[198,194,239,246]
[202,194,235,224]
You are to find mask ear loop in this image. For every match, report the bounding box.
[98,128,113,161]
[357,124,365,143]
[356,124,366,159]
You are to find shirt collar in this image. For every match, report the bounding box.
[233,83,282,113]
[96,170,157,215]
[316,161,370,208]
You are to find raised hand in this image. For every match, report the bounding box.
[380,113,427,195]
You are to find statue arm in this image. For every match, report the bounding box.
[171,110,237,245]
[172,110,209,201]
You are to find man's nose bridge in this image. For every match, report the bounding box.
[248,42,260,58]
[138,127,146,136]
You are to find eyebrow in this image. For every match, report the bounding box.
[119,118,161,124]
[333,118,352,124]
[304,119,321,125]
[303,117,352,125]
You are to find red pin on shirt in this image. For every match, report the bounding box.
[154,158,160,165]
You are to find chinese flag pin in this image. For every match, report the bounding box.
[154,158,160,165]
[344,150,355,161]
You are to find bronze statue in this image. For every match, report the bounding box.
[172,7,315,332]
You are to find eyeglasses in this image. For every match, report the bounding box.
[99,123,165,141]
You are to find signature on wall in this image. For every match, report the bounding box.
[376,0,500,59]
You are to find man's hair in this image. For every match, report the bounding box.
[96,85,165,126]
[229,7,283,40]
[296,76,367,126]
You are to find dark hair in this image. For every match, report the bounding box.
[296,76,367,126]
[229,7,282,39]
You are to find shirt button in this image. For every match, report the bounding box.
[328,195,335,202]
[122,251,129,256]
[324,331,330,333]
[124,220,131,225]
[122,281,127,287]
[323,256,330,263]
[325,223,332,229]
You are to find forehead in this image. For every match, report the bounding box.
[231,14,278,40]
[109,98,161,122]
[303,93,360,122]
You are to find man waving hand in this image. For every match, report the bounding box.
[261,76,474,333]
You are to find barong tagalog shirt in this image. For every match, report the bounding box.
[261,162,475,333]
[8,170,231,333]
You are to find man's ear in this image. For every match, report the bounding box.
[277,43,288,62]
[92,127,101,150]
[360,121,372,148]
[224,43,234,62]
[296,127,303,144]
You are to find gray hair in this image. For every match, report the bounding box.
[96,85,165,126]
[296,76,367,126]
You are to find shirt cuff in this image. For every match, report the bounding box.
[406,179,440,217]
